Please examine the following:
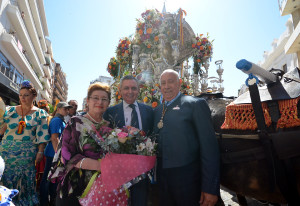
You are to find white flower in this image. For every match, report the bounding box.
[115,129,122,135]
[145,138,154,152]
[108,134,115,139]
[136,143,146,152]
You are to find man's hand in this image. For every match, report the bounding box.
[199,192,218,206]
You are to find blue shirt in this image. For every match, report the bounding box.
[44,117,66,157]
[165,92,181,106]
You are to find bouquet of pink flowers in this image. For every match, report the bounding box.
[79,126,156,206]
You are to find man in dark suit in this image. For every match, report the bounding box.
[153,69,220,206]
[103,75,153,206]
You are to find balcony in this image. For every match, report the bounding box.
[43,64,51,77]
[45,39,53,56]
[54,80,63,93]
[36,0,49,37]
[16,0,46,64]
[6,4,44,77]
[28,0,47,51]
[41,89,50,102]
[280,0,300,16]
[284,21,300,54]
[53,88,63,101]
[1,33,42,90]
[41,76,50,90]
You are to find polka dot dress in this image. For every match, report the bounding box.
[0,106,50,143]
[0,106,50,205]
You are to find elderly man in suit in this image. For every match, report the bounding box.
[103,75,153,206]
[153,69,220,206]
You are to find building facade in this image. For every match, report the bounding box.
[90,75,113,85]
[81,75,113,111]
[258,0,300,73]
[258,18,298,71]
[52,63,68,105]
[0,0,55,105]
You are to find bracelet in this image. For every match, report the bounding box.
[80,158,86,169]
[38,151,43,154]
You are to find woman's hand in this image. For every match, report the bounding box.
[35,152,44,164]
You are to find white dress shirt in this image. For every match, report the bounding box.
[123,101,143,130]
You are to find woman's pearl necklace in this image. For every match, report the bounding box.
[87,112,101,124]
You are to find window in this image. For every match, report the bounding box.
[0,51,23,82]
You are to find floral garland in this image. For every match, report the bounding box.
[180,78,193,95]
[134,9,162,54]
[192,34,213,74]
[107,57,120,79]
[138,83,161,108]
[111,83,122,105]
[116,37,132,66]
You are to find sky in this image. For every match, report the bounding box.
[44,0,290,110]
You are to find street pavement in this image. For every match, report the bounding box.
[220,186,269,206]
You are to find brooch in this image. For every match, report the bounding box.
[172,105,180,110]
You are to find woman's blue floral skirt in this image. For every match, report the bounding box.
[0,140,39,206]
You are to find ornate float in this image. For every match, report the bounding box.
[106,7,224,106]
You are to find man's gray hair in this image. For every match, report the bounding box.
[120,75,139,89]
[160,69,180,83]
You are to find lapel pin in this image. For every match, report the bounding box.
[173,105,180,110]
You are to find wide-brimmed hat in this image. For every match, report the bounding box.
[57,102,73,109]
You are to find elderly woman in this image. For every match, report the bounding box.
[0,80,50,205]
[53,82,127,206]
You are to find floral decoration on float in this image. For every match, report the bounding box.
[192,33,213,74]
[107,57,120,79]
[134,9,162,55]
[116,37,132,66]
[138,83,161,108]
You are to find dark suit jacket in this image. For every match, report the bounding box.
[103,101,154,135]
[153,93,220,195]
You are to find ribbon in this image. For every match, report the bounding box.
[17,120,26,134]
[80,171,100,198]
[181,63,184,78]
[117,64,121,80]
[178,8,186,45]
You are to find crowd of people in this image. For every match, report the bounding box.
[0,69,220,206]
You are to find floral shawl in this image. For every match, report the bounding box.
[51,116,111,198]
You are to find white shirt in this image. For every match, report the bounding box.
[123,101,143,130]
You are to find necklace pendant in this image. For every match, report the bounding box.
[17,120,26,134]
[157,120,163,129]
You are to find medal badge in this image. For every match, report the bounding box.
[158,104,167,129]
[157,120,163,129]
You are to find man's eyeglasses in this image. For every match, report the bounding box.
[89,96,109,103]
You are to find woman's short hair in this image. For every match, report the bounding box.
[20,80,37,97]
[87,82,111,101]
